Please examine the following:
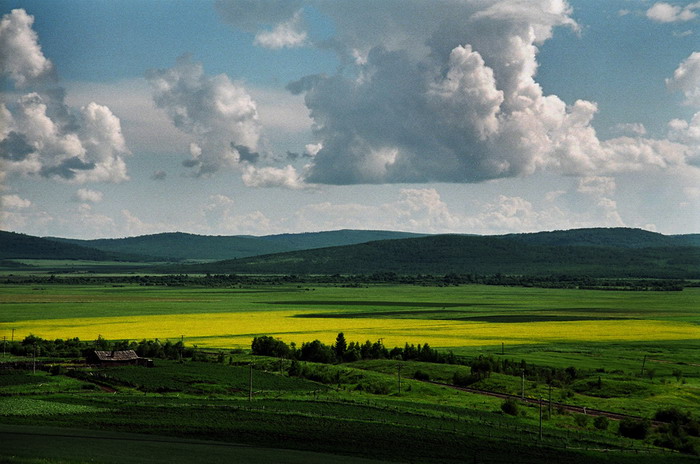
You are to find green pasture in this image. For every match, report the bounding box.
[1,284,698,376]
[1,283,697,321]
[0,423,390,464]
[1,357,698,464]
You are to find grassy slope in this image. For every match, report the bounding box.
[1,359,697,464]
[170,234,700,278]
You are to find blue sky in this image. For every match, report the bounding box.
[1,0,699,238]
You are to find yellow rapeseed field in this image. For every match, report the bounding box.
[4,310,698,349]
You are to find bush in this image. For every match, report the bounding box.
[593,415,609,430]
[49,365,66,376]
[501,398,519,416]
[452,371,478,387]
[654,407,691,425]
[574,414,590,428]
[355,380,390,395]
[618,418,650,439]
[251,336,290,358]
[413,370,430,381]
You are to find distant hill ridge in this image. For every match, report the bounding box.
[0,231,155,262]
[44,229,427,261]
[500,228,698,248]
[1,228,698,278]
[167,231,700,279]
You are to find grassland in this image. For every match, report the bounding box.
[1,282,698,462]
[1,283,697,352]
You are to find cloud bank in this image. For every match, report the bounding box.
[146,55,262,176]
[0,9,130,184]
[213,0,698,186]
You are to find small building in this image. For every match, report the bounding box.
[87,350,153,367]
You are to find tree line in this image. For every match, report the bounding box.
[2,273,689,290]
[2,334,201,361]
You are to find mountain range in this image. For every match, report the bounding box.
[1,228,698,278]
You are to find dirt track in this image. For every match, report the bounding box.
[425,380,665,424]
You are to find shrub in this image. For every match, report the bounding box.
[574,414,590,428]
[593,415,609,430]
[452,371,478,387]
[49,365,66,376]
[413,370,430,381]
[501,398,519,416]
[618,418,650,439]
[355,380,390,395]
[654,407,691,425]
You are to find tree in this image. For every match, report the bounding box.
[618,418,650,439]
[501,398,519,416]
[251,336,290,358]
[299,340,336,364]
[334,332,347,362]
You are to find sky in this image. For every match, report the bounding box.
[1,0,699,239]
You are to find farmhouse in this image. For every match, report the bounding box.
[86,350,153,367]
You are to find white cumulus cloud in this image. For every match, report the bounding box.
[216,0,696,186]
[0,9,53,87]
[254,10,308,49]
[1,194,31,209]
[73,188,103,203]
[667,52,700,107]
[146,55,262,176]
[646,2,700,23]
[0,10,130,184]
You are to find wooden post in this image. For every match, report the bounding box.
[249,364,253,401]
[521,370,525,399]
[2,336,5,358]
[33,343,36,374]
[501,342,504,355]
[397,363,402,395]
[11,328,15,342]
[539,396,543,441]
[640,355,647,377]
[548,383,552,418]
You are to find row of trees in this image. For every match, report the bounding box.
[252,333,455,365]
[251,334,585,387]
[3,334,197,360]
[3,273,689,290]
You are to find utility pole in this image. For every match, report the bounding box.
[521,370,525,399]
[640,355,647,377]
[548,383,552,418]
[397,363,402,395]
[33,343,37,374]
[3,336,6,358]
[501,342,504,355]
[248,364,253,401]
[539,396,543,441]
[11,328,15,342]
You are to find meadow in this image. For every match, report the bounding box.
[1,282,699,462]
[1,283,698,363]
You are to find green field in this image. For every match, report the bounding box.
[1,282,699,462]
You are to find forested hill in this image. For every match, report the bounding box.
[45,230,427,261]
[253,229,427,250]
[47,232,294,261]
[0,231,154,262]
[171,234,700,279]
[500,228,699,248]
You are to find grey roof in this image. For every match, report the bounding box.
[93,350,139,361]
